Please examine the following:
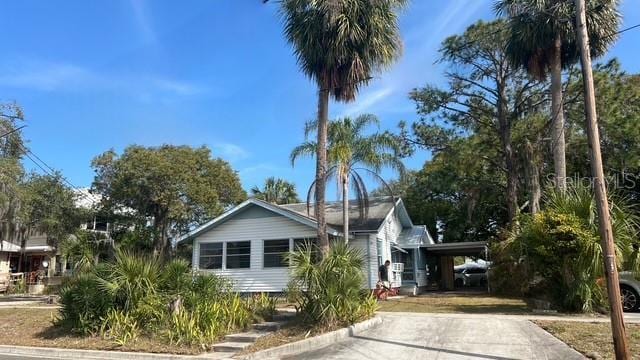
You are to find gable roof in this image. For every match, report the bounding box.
[177,198,340,243]
[281,196,409,232]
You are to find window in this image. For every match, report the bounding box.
[376,240,383,266]
[264,239,290,268]
[226,241,251,269]
[199,243,223,269]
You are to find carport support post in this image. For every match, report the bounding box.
[485,246,490,293]
[575,1,630,358]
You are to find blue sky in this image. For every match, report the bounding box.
[1,0,639,200]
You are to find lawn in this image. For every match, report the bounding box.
[535,320,640,360]
[0,308,203,355]
[377,293,532,314]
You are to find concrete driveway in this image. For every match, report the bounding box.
[288,313,585,360]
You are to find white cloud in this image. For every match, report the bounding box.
[152,78,206,96]
[130,0,157,44]
[213,143,250,161]
[338,86,394,118]
[0,61,98,91]
[0,58,208,100]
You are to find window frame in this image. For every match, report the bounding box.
[225,241,251,269]
[263,239,291,268]
[198,242,223,270]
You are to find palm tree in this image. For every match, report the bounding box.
[278,0,406,254]
[494,0,621,191]
[251,177,300,205]
[291,114,405,243]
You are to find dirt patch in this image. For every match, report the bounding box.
[535,320,640,360]
[0,308,204,355]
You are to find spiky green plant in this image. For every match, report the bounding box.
[287,242,377,326]
[278,0,406,255]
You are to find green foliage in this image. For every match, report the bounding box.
[403,20,547,237]
[495,0,621,77]
[91,145,246,256]
[291,115,405,232]
[492,185,640,312]
[101,309,140,345]
[279,0,406,102]
[287,242,378,326]
[57,252,257,348]
[60,230,111,272]
[58,273,115,335]
[251,177,300,204]
[246,293,277,322]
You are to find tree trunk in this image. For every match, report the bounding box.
[153,210,169,259]
[315,88,330,256]
[550,35,567,192]
[342,173,349,244]
[575,1,630,358]
[524,140,541,214]
[497,81,518,224]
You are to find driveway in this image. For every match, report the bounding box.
[288,313,585,360]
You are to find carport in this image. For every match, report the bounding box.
[424,241,488,291]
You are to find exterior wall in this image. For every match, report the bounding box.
[192,205,317,292]
[348,234,379,289]
[380,210,402,245]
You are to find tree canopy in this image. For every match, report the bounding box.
[91,145,246,257]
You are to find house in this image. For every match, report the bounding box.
[178,196,466,294]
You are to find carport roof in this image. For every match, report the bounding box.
[425,241,488,256]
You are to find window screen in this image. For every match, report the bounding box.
[226,241,251,269]
[263,239,290,268]
[199,243,223,269]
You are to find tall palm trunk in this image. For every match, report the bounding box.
[315,87,330,256]
[550,35,567,191]
[342,173,349,244]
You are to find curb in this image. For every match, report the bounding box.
[236,316,383,360]
[0,345,216,360]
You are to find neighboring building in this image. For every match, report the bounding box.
[178,197,484,294]
[0,188,113,284]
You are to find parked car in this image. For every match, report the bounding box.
[620,271,640,312]
[454,266,487,287]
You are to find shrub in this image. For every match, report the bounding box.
[57,251,255,348]
[492,185,640,312]
[287,242,378,327]
[57,273,114,335]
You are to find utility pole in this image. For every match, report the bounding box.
[574,0,630,358]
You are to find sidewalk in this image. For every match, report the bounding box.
[378,310,640,323]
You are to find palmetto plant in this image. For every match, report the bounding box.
[494,0,621,191]
[291,115,405,243]
[278,0,406,254]
[286,242,377,326]
[251,177,300,205]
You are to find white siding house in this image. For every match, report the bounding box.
[179,197,434,293]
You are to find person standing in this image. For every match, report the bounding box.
[378,260,391,290]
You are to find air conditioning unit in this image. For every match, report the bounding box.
[390,262,404,288]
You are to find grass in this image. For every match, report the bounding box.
[377,293,532,314]
[535,320,640,360]
[0,308,204,355]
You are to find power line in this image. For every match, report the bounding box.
[0,125,26,139]
[16,142,101,204]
